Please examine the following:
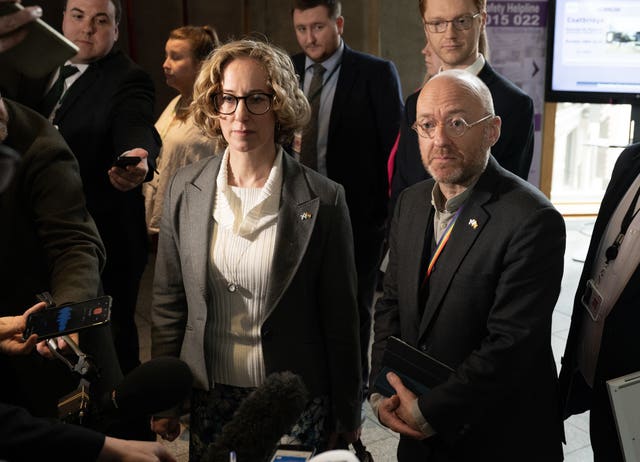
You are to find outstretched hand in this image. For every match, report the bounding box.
[0,301,44,355]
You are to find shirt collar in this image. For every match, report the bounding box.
[437,53,485,76]
[214,146,284,236]
[430,178,478,213]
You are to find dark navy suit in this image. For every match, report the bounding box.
[292,44,403,386]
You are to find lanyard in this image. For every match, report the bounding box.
[605,184,640,263]
[422,207,464,286]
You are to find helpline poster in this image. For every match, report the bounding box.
[485,0,548,186]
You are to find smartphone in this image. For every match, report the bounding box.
[269,445,315,462]
[113,156,141,168]
[0,2,79,79]
[23,296,112,341]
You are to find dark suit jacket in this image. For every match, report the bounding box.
[389,62,534,215]
[0,99,105,313]
[292,44,403,234]
[372,157,565,461]
[0,100,121,418]
[151,151,361,433]
[559,143,640,416]
[11,49,160,274]
[0,402,104,461]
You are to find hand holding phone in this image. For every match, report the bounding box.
[23,296,112,341]
[0,2,78,78]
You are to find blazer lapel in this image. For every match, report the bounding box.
[264,155,318,318]
[328,46,356,142]
[185,156,221,298]
[403,190,434,328]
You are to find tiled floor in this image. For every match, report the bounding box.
[135,217,595,461]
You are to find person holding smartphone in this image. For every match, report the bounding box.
[0,302,176,462]
[0,0,42,53]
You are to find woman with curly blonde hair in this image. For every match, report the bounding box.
[150,39,361,460]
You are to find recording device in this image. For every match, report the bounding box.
[204,371,309,462]
[269,444,315,462]
[0,2,79,78]
[112,155,141,168]
[23,296,112,341]
[58,356,192,427]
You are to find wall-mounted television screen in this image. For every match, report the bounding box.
[546,0,640,105]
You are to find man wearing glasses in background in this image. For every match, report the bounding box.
[390,0,535,214]
[369,70,565,461]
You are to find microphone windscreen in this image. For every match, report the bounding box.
[205,371,309,462]
[112,356,193,415]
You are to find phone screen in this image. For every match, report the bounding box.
[269,445,314,462]
[24,296,112,340]
[113,156,141,168]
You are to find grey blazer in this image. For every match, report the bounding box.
[151,151,361,432]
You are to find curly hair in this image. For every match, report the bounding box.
[192,39,311,147]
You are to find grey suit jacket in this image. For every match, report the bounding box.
[372,157,565,460]
[151,150,361,432]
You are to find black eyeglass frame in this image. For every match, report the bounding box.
[212,93,275,115]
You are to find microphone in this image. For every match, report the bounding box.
[204,371,309,462]
[100,356,193,417]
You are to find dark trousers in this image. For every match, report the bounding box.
[101,258,144,375]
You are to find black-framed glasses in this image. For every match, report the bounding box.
[412,114,494,139]
[212,93,274,115]
[424,13,481,33]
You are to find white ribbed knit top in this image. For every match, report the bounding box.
[207,148,283,387]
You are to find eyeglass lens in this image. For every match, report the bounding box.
[426,13,478,33]
[213,93,272,115]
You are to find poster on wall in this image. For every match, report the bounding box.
[485,0,548,187]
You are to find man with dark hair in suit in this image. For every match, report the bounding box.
[389,0,534,214]
[7,0,161,375]
[559,142,640,462]
[370,70,564,461]
[291,0,403,392]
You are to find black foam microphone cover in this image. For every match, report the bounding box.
[108,356,193,416]
[205,371,309,462]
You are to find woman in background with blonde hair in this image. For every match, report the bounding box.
[144,25,221,235]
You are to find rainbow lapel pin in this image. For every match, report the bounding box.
[300,212,312,221]
[468,218,478,229]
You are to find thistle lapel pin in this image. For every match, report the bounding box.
[300,212,312,221]
[468,218,478,229]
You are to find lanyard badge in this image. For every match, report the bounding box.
[581,279,604,322]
